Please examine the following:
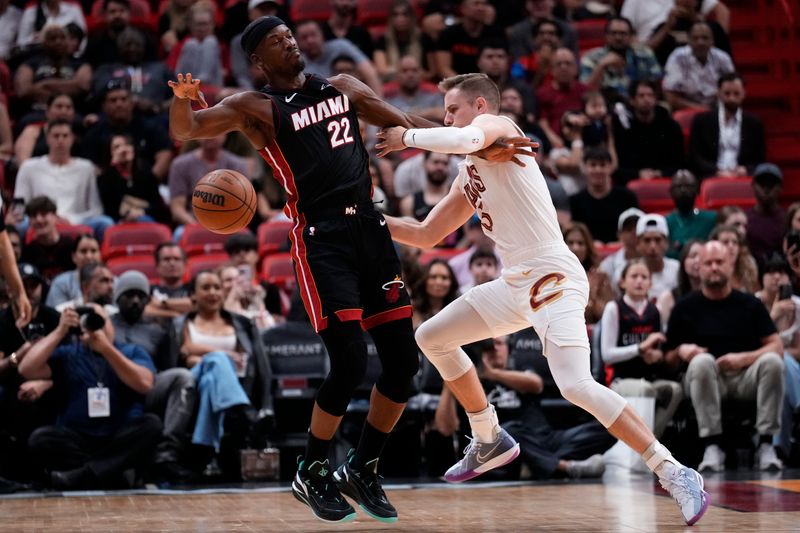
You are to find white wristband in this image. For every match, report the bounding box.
[402,125,486,154]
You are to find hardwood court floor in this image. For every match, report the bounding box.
[3,475,800,532]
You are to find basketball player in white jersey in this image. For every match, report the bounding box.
[377,73,708,526]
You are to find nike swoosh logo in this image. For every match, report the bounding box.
[285,93,297,103]
[379,219,387,226]
[476,441,502,463]
[522,269,532,276]
[321,84,330,90]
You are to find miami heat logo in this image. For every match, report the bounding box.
[382,275,405,303]
[529,273,566,311]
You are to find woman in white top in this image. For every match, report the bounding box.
[176,271,273,457]
[755,254,800,457]
[601,259,683,438]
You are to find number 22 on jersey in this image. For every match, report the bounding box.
[327,117,354,148]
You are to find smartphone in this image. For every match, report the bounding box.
[779,283,793,300]
[237,264,253,283]
[11,198,24,217]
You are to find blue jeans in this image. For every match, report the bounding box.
[776,352,800,455]
[190,351,250,451]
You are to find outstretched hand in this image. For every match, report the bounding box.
[168,73,208,109]
[473,136,538,167]
[375,126,407,158]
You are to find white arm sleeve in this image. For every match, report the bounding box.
[403,125,486,154]
[600,300,641,365]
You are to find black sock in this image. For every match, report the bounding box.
[702,435,722,448]
[353,421,390,471]
[304,431,331,470]
[759,435,773,446]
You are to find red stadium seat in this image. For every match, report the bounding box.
[626,179,674,214]
[257,219,294,257]
[697,177,756,210]
[185,253,231,279]
[179,223,252,257]
[595,241,622,259]
[290,0,331,22]
[419,248,462,265]
[107,254,160,283]
[357,0,394,27]
[261,253,295,290]
[25,224,94,245]
[101,222,172,260]
[672,107,706,150]
[574,19,607,52]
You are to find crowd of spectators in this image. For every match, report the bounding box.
[0,0,798,492]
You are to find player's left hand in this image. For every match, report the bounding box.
[473,136,539,167]
[12,291,32,329]
[375,126,407,157]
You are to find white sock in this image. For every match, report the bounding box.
[467,404,499,443]
[642,440,678,477]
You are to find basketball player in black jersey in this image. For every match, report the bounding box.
[168,16,533,524]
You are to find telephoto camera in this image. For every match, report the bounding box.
[72,306,106,334]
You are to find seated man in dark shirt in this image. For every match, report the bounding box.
[21,197,75,282]
[112,270,196,483]
[665,241,784,473]
[0,263,60,486]
[19,304,161,490]
[569,147,640,243]
[145,242,192,319]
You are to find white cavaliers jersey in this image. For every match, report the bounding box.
[458,115,565,268]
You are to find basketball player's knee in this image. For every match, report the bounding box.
[414,321,472,381]
[330,339,369,392]
[370,318,420,403]
[414,320,441,354]
[559,378,626,427]
[558,378,595,409]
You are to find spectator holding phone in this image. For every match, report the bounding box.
[219,264,275,332]
[223,233,284,322]
[600,259,682,438]
[755,254,800,458]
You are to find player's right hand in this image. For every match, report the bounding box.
[168,73,208,109]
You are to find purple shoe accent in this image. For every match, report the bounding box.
[686,491,710,526]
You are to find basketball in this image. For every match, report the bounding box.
[192,169,257,234]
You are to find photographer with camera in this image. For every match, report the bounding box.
[19,303,161,490]
[55,262,115,314]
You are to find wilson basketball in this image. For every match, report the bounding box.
[192,169,257,234]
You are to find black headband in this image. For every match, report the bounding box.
[241,16,285,56]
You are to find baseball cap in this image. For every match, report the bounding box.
[753,162,783,185]
[617,207,645,231]
[17,263,44,283]
[636,214,669,238]
[248,0,282,10]
[114,270,150,303]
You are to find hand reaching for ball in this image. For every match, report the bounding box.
[168,73,208,109]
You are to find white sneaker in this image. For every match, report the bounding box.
[658,463,710,526]
[565,454,605,478]
[755,443,783,471]
[697,444,725,472]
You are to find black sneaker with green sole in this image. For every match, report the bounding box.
[333,450,397,523]
[292,459,357,523]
